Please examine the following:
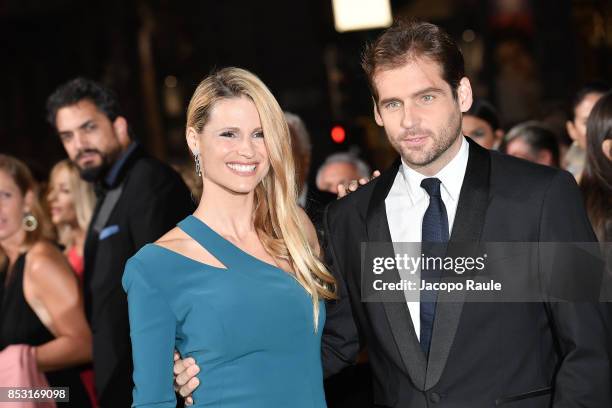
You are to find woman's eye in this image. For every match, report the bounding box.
[253,131,264,138]
[471,129,485,138]
[219,131,236,138]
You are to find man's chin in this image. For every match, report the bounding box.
[79,165,106,182]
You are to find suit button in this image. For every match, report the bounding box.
[429,392,441,403]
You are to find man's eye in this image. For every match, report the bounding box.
[85,123,96,131]
[421,95,435,103]
[60,134,72,142]
[385,101,401,109]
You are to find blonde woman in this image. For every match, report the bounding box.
[47,159,95,282]
[47,159,98,406]
[122,67,336,407]
[0,154,92,407]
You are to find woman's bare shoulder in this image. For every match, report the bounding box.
[24,241,77,296]
[155,227,192,252]
[26,241,68,274]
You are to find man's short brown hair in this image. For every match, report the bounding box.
[361,20,465,103]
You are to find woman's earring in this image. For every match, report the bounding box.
[23,213,38,232]
[194,152,202,177]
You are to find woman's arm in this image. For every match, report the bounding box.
[123,256,178,407]
[23,241,92,372]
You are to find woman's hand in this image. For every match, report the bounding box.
[173,351,200,406]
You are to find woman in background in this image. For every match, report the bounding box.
[0,154,92,407]
[47,158,97,406]
[462,98,503,150]
[581,91,612,243]
[47,159,95,282]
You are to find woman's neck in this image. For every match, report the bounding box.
[194,184,257,240]
[0,229,27,266]
[72,227,86,255]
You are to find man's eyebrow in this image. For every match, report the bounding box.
[378,86,447,106]
[411,86,446,97]
[57,119,95,135]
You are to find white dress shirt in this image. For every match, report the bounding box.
[384,137,469,340]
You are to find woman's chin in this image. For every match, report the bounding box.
[228,186,257,195]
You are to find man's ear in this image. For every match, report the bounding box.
[186,127,200,156]
[113,116,131,147]
[457,77,473,113]
[373,98,383,127]
[537,150,554,167]
[602,139,612,161]
[566,120,578,142]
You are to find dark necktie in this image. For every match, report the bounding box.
[420,177,449,356]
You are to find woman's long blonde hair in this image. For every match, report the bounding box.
[186,67,336,330]
[48,159,96,247]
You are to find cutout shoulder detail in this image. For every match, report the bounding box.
[153,228,228,270]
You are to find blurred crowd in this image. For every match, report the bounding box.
[0,71,610,408]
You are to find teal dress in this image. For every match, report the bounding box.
[122,215,326,407]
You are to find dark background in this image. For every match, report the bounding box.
[2,0,611,184]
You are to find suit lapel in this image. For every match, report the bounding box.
[366,158,428,390]
[425,138,491,389]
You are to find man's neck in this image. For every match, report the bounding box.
[103,142,137,187]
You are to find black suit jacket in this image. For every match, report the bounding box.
[83,146,195,407]
[322,138,611,407]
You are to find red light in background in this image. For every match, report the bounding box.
[331,126,346,143]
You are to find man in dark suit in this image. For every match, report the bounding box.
[173,20,610,407]
[46,78,195,407]
[320,20,611,407]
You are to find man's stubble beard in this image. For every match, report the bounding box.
[75,147,122,183]
[79,161,109,183]
[397,109,463,169]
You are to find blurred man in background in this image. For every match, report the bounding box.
[504,121,560,167]
[316,152,371,195]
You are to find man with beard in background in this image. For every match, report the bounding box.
[47,78,194,407]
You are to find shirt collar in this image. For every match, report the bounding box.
[104,142,139,187]
[400,136,469,204]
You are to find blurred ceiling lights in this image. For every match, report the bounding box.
[332,0,392,33]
